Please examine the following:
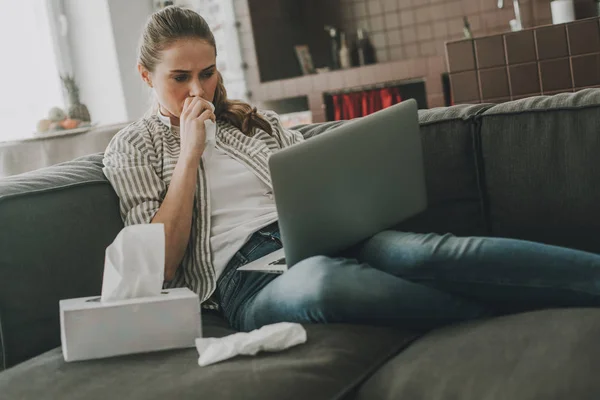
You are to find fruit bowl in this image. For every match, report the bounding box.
[31,122,98,141]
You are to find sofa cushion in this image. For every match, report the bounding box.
[479,89,600,252]
[0,309,5,371]
[0,313,416,400]
[396,104,492,236]
[0,154,124,369]
[354,308,600,400]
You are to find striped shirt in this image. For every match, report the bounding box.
[102,110,304,303]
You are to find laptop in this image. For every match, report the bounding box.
[237,99,427,274]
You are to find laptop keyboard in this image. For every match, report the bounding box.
[268,257,286,266]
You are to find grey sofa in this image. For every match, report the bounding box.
[2,89,600,399]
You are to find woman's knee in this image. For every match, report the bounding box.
[287,256,358,316]
[291,255,352,287]
[357,230,461,272]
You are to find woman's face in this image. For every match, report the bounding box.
[140,38,219,125]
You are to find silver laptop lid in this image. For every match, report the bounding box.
[268,99,427,266]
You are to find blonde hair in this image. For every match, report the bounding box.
[138,6,272,136]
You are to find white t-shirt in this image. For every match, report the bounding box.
[157,113,278,278]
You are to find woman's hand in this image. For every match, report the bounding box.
[179,96,216,161]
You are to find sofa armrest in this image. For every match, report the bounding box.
[0,154,124,369]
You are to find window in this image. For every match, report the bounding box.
[0,0,63,141]
[182,0,248,101]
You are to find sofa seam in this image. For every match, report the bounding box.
[419,111,490,127]
[0,308,6,371]
[480,102,600,118]
[419,103,494,125]
[419,102,599,127]
[471,110,493,236]
[0,180,111,205]
[335,333,423,400]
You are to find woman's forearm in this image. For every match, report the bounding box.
[151,153,201,281]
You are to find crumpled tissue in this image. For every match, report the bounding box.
[100,223,165,302]
[195,322,307,367]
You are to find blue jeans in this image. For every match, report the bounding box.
[216,222,600,332]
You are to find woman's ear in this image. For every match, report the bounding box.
[138,64,153,88]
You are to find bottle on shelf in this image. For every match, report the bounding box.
[463,16,473,39]
[325,25,340,70]
[350,33,359,66]
[356,28,376,66]
[339,31,351,69]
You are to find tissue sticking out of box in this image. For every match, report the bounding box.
[100,224,165,302]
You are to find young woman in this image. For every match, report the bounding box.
[104,6,600,332]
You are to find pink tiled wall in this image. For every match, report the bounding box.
[232,0,591,121]
[336,0,555,63]
[446,17,600,104]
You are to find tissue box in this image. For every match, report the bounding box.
[60,288,201,362]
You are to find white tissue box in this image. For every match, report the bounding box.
[59,288,201,362]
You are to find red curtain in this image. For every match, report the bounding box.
[331,87,402,121]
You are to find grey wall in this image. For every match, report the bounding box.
[106,0,155,120]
